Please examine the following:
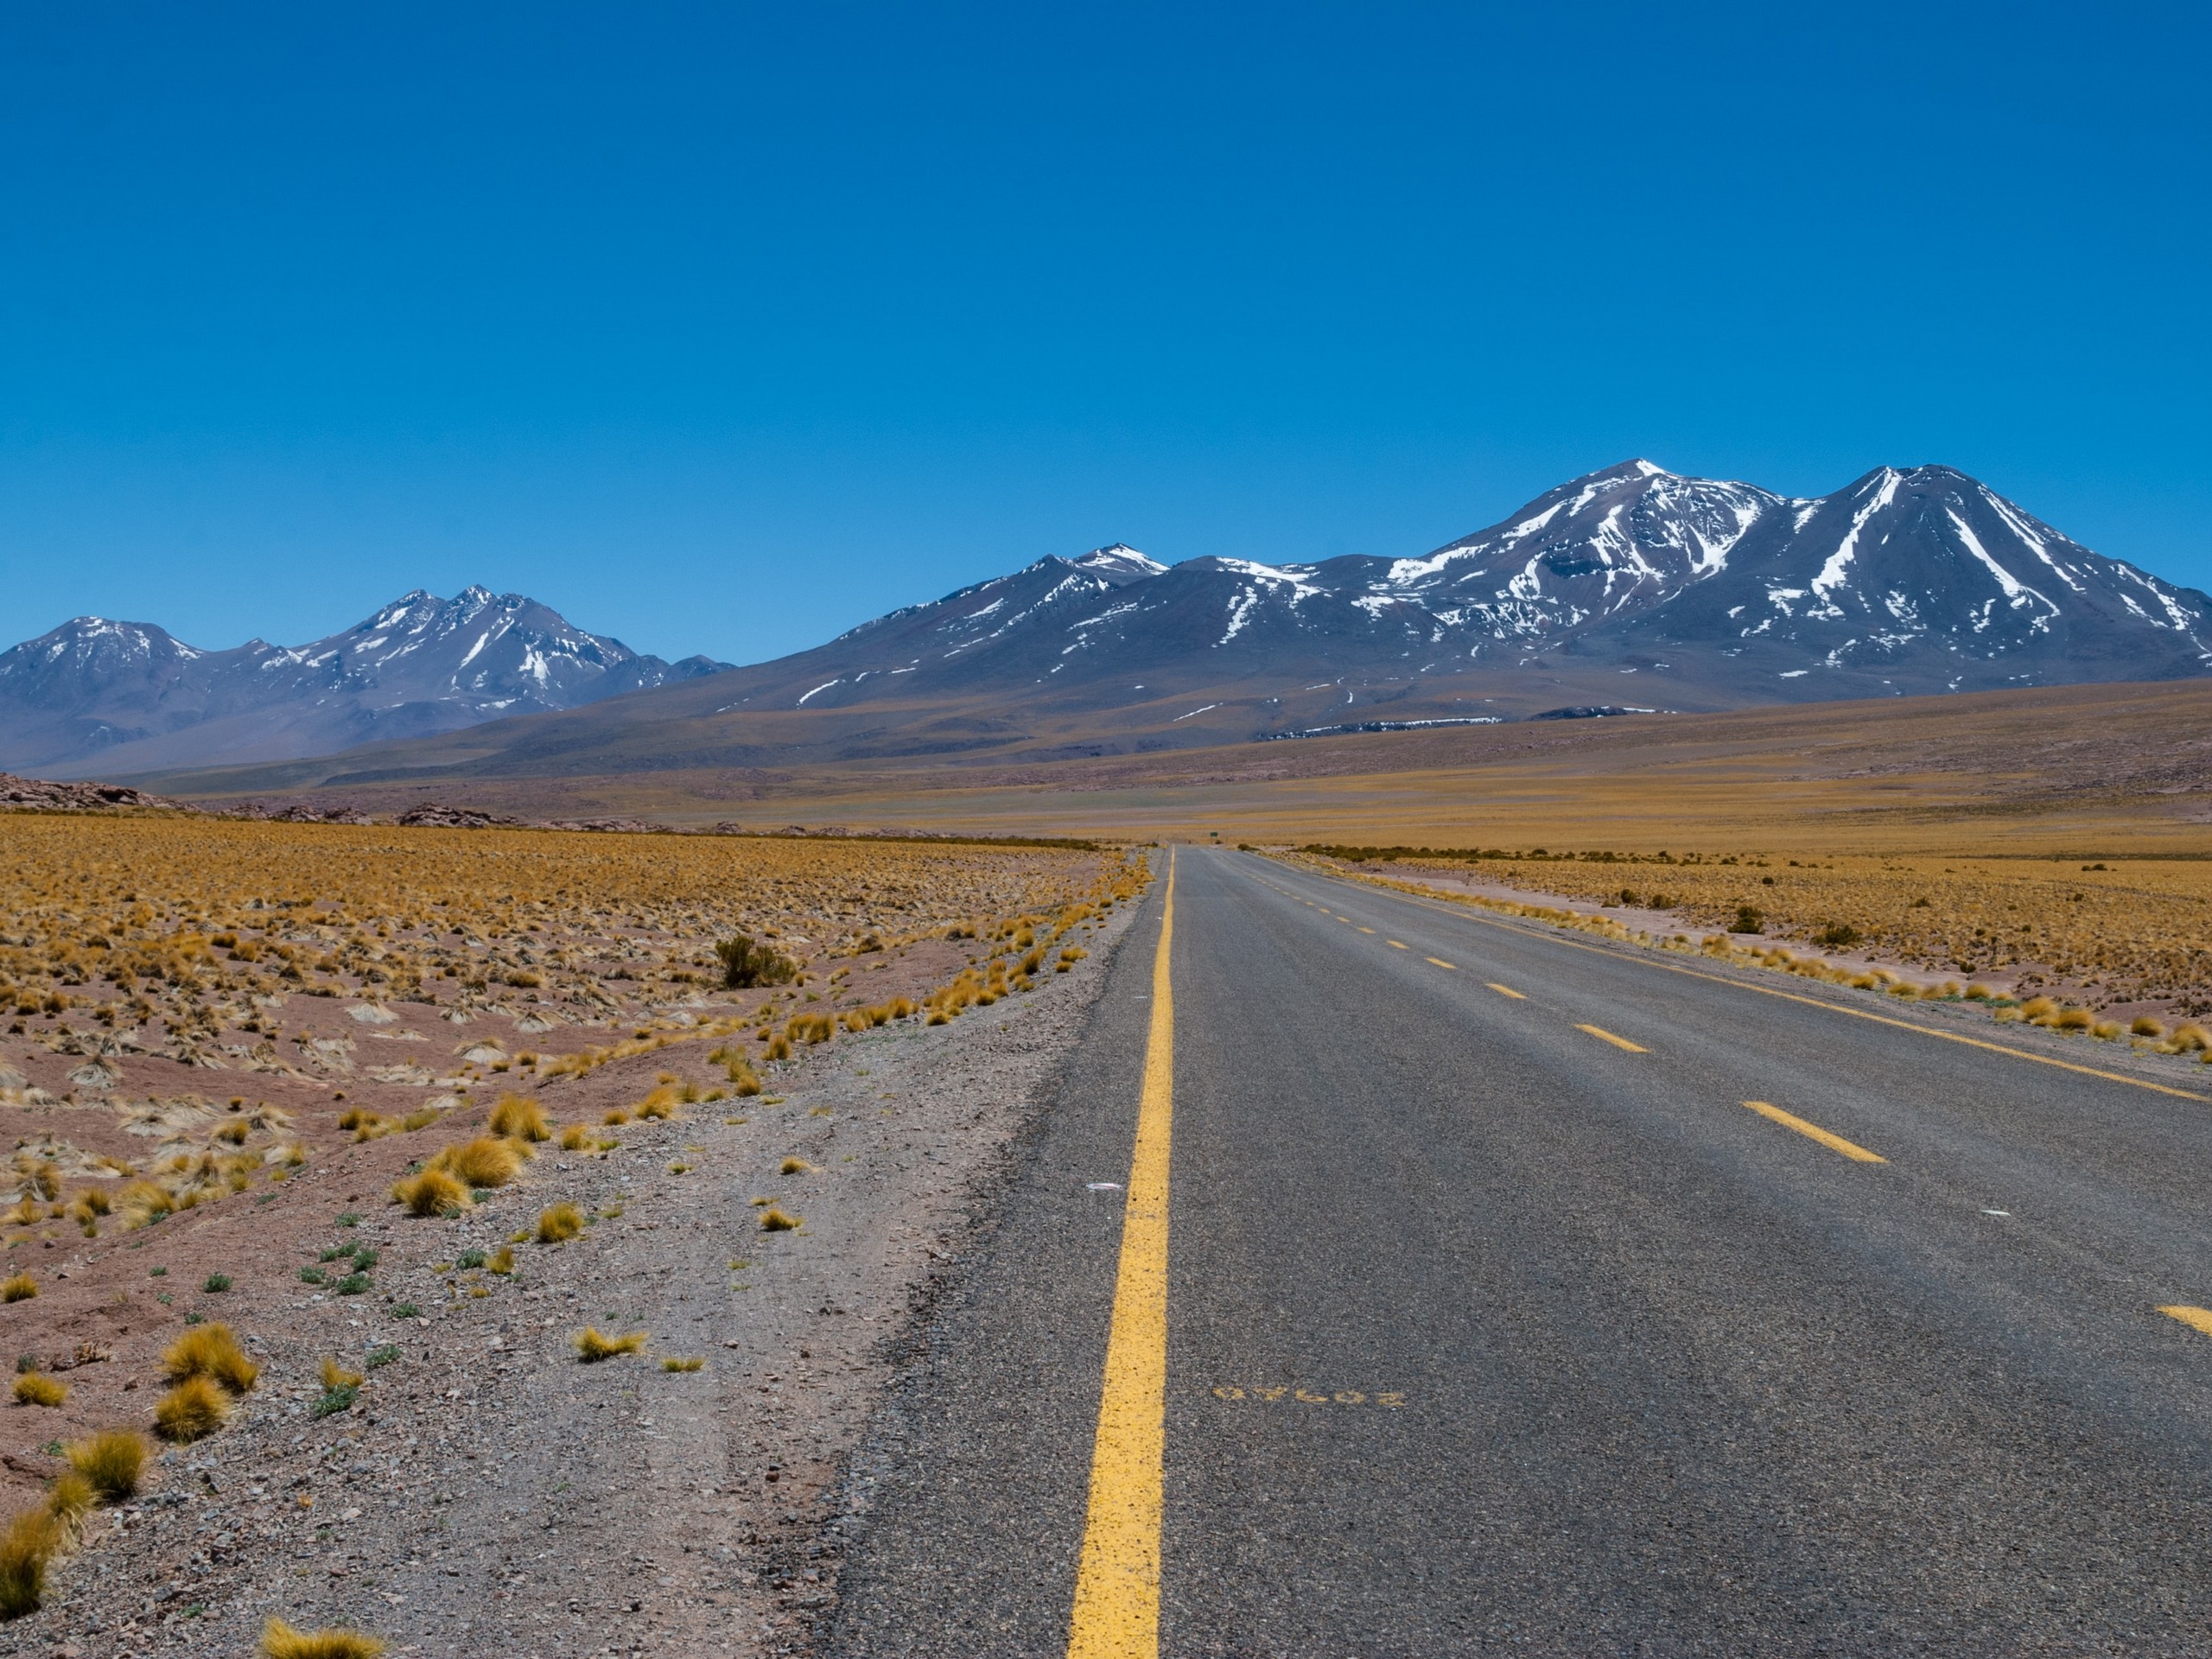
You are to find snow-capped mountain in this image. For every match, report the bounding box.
[237,458,2209,793]
[0,588,727,775]
[705,460,2212,722]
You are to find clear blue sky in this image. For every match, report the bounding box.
[3,2,2205,665]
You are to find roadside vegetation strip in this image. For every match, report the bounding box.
[1067,853,1176,1659]
[1576,1024,1647,1053]
[1289,861,2212,1105]
[1742,1100,1887,1163]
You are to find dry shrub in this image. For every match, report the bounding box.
[44,1472,92,1526]
[557,1123,592,1151]
[0,1276,34,1304]
[260,1617,388,1658]
[662,1357,705,1372]
[162,1322,258,1393]
[575,1327,646,1362]
[11,1375,63,1408]
[489,1096,550,1142]
[319,1357,365,1391]
[535,1203,582,1243]
[2172,1025,2210,1052]
[155,1376,230,1441]
[432,1138,520,1189]
[66,1428,145,1501]
[634,1087,679,1121]
[779,1157,810,1176]
[0,1505,57,1618]
[2133,1015,2167,1038]
[118,1179,175,1226]
[486,1246,514,1275]
[400,1107,443,1132]
[601,1108,631,1126]
[759,1205,800,1232]
[392,1167,469,1217]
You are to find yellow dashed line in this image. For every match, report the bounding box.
[1357,926,1376,935]
[2160,1305,2212,1338]
[1386,940,1408,950]
[1743,1099,1885,1163]
[1426,957,1457,970]
[1486,982,1526,1000]
[1576,1023,1646,1052]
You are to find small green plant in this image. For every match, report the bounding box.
[204,1273,232,1294]
[365,1344,400,1369]
[148,1265,168,1278]
[334,1273,371,1297]
[299,1267,327,1285]
[455,1249,487,1269]
[390,1303,420,1319]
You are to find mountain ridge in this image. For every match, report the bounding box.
[12,458,2211,788]
[0,586,728,777]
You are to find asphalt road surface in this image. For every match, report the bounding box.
[827,848,2212,1656]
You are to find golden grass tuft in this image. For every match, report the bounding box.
[602,1108,631,1126]
[118,1179,175,1226]
[432,1137,521,1189]
[759,1205,800,1232]
[0,1275,35,1304]
[575,1327,647,1362]
[45,1471,92,1525]
[779,1157,811,1176]
[162,1322,259,1393]
[489,1095,550,1142]
[662,1357,705,1372]
[391,1167,470,1217]
[557,1123,593,1151]
[320,1357,365,1391]
[635,1086,679,1121]
[535,1203,583,1243]
[155,1375,230,1442]
[486,1246,514,1275]
[259,1616,388,1658]
[0,1505,58,1618]
[66,1428,146,1502]
[400,1107,443,1132]
[11,1374,64,1408]
[2133,1015,2167,1038]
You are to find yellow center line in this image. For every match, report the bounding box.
[2159,1305,2212,1338]
[1357,926,1376,935]
[1386,940,1408,950]
[1486,982,1527,1000]
[1743,1099,1886,1163]
[1426,957,1458,970]
[1066,854,1176,1658]
[1577,1023,1647,1052]
[1320,873,2210,1103]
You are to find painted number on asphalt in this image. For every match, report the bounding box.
[1211,1386,1407,1407]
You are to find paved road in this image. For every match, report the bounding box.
[827,848,2212,1656]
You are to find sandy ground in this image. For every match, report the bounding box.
[0,904,1135,1657]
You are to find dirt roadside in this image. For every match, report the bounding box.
[0,899,1139,1658]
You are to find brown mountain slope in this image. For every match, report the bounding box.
[138,677,2212,856]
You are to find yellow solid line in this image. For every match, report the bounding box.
[1426,957,1457,970]
[1386,940,1408,950]
[1576,1023,1647,1052]
[2160,1304,2212,1338]
[1486,982,1526,1000]
[1067,854,1176,1658]
[1325,874,2210,1103]
[1743,1099,1886,1163]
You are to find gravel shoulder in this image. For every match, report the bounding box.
[4,900,1138,1659]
